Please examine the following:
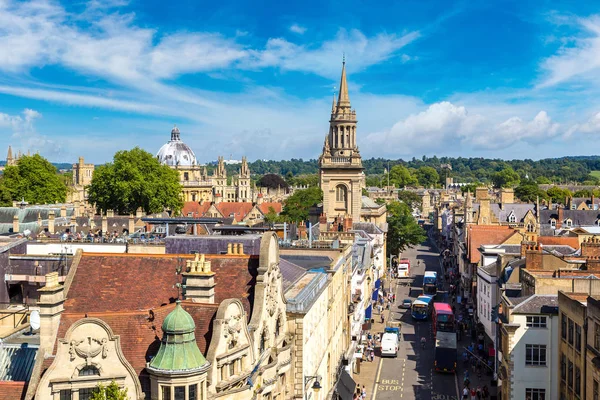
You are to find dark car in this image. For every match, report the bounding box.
[401,299,412,309]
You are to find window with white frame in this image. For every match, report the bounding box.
[526,388,546,400]
[525,344,547,366]
[565,219,572,228]
[526,316,547,328]
[550,219,556,228]
[509,213,516,223]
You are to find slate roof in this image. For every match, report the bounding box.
[512,295,559,314]
[280,255,332,271]
[165,235,262,255]
[361,196,381,209]
[279,258,307,292]
[540,209,600,226]
[480,263,497,276]
[489,203,536,223]
[353,222,384,235]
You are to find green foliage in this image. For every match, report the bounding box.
[2,154,67,204]
[281,186,323,222]
[0,180,12,206]
[88,147,183,214]
[386,201,427,256]
[460,182,481,195]
[389,165,418,188]
[416,166,439,187]
[514,181,547,203]
[90,381,128,400]
[536,176,551,184]
[491,167,520,188]
[546,186,573,204]
[264,206,284,224]
[397,190,422,211]
[287,174,319,187]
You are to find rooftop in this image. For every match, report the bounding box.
[512,295,559,314]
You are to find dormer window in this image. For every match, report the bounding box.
[508,213,516,224]
[550,219,556,228]
[565,219,573,228]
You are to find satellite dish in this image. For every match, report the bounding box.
[30,310,40,331]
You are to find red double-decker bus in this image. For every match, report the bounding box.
[432,303,455,337]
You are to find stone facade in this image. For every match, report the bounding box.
[558,291,587,400]
[586,296,600,400]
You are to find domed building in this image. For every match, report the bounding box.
[156,125,254,204]
[156,126,198,167]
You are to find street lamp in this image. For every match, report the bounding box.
[304,375,322,399]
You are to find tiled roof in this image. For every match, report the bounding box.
[215,202,254,221]
[538,236,580,249]
[0,381,27,400]
[467,225,515,264]
[182,201,211,217]
[512,295,559,314]
[279,258,307,292]
[258,202,282,215]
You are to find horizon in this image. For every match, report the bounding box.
[2,1,600,163]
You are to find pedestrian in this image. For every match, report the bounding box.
[462,387,469,399]
[362,385,367,399]
[470,387,477,400]
[476,386,482,399]
[381,314,385,324]
[477,362,482,379]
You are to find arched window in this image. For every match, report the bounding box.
[526,223,534,233]
[336,185,347,204]
[565,219,573,228]
[79,365,100,376]
[550,219,556,228]
[508,214,516,224]
[260,329,267,353]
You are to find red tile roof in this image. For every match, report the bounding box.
[182,201,211,217]
[258,202,282,215]
[215,202,254,221]
[538,236,580,249]
[467,225,515,264]
[0,382,27,400]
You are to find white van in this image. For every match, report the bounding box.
[380,333,399,357]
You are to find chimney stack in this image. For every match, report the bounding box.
[12,215,19,234]
[38,272,64,354]
[48,211,55,234]
[60,206,67,218]
[182,254,215,303]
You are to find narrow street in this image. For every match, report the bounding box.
[372,238,458,400]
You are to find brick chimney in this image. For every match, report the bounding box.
[38,272,64,354]
[582,237,600,259]
[556,206,564,229]
[182,253,215,303]
[48,210,55,234]
[525,243,543,269]
[500,188,514,206]
[298,221,307,240]
[12,215,19,234]
[60,205,67,218]
[343,214,353,232]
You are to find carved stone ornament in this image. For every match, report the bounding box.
[69,336,108,363]
[226,311,242,346]
[265,275,279,317]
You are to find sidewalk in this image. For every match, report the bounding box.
[351,285,398,399]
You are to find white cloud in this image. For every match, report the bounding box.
[0,108,63,157]
[539,15,600,88]
[289,24,307,35]
[364,101,561,156]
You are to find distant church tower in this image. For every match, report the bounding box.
[319,60,364,223]
[6,146,15,166]
[237,156,251,202]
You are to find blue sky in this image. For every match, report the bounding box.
[1,0,600,163]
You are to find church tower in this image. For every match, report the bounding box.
[319,60,364,223]
[237,156,251,202]
[6,146,15,167]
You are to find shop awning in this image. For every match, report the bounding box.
[375,278,381,289]
[335,369,357,400]
[365,304,372,320]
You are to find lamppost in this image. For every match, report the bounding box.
[304,375,322,400]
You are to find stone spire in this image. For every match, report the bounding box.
[331,94,336,114]
[337,59,351,110]
[6,146,13,166]
[239,156,250,178]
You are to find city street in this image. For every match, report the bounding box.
[372,240,459,400]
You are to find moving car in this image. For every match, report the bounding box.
[401,299,412,309]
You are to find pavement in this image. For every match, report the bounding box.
[354,233,496,400]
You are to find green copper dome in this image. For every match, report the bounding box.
[149,301,207,372]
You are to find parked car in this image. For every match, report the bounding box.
[401,299,412,309]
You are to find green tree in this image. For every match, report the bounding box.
[0,179,12,206]
[87,147,183,214]
[416,166,439,187]
[460,182,481,195]
[389,165,417,188]
[546,186,573,204]
[257,174,289,190]
[2,154,67,204]
[491,167,521,188]
[536,176,551,184]
[386,201,427,257]
[281,186,323,222]
[514,181,547,203]
[264,206,284,224]
[573,189,592,197]
[90,381,128,400]
[397,190,422,211]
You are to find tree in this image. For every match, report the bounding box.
[386,201,427,256]
[491,167,520,188]
[281,186,323,222]
[416,166,439,188]
[90,381,128,400]
[264,206,284,224]
[2,154,67,204]
[0,179,12,206]
[460,182,481,195]
[257,174,289,190]
[397,190,422,211]
[87,147,183,214]
[514,181,547,203]
[546,186,573,204]
[389,165,417,188]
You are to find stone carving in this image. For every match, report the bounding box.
[69,336,108,362]
[265,274,279,317]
